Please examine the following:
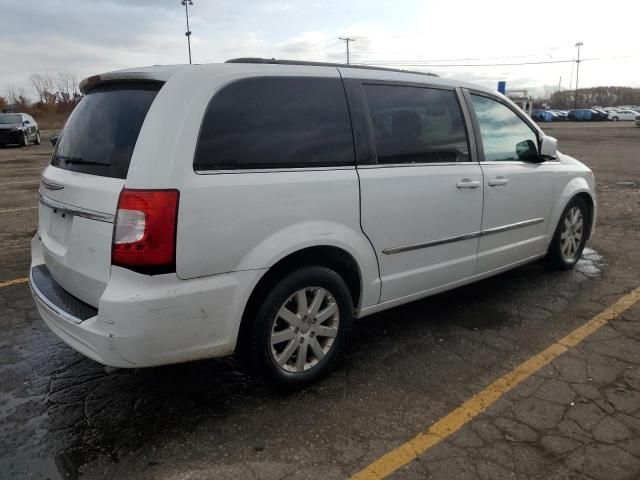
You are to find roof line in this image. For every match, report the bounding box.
[225,57,438,77]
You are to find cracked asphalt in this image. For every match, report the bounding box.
[1,122,639,479]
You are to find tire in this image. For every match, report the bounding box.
[544,196,590,270]
[612,116,619,122]
[240,266,353,389]
[20,132,28,147]
[34,131,41,145]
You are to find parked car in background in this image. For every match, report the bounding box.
[552,110,569,121]
[30,60,597,387]
[0,113,41,147]
[532,110,564,122]
[635,113,640,127]
[592,109,611,121]
[568,109,608,121]
[609,110,639,121]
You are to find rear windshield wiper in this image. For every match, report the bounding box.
[55,155,110,166]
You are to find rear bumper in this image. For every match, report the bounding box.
[0,129,22,144]
[30,236,265,368]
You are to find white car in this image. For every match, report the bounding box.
[30,60,597,387]
[609,110,639,121]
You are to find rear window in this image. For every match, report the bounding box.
[194,77,354,170]
[51,82,161,179]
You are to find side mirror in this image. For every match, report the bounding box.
[539,135,558,160]
[516,139,539,162]
[50,133,59,146]
[23,120,30,125]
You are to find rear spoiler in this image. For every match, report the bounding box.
[79,66,182,93]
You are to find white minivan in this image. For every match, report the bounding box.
[30,59,596,387]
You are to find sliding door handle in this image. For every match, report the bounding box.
[456,179,481,189]
[488,177,510,187]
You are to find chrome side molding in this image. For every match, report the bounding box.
[382,217,544,255]
[38,193,115,223]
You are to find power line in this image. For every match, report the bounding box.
[353,59,575,67]
[350,55,637,68]
[350,53,543,63]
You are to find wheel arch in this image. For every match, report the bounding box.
[551,178,596,241]
[236,245,365,354]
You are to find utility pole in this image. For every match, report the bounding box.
[574,42,583,108]
[339,36,355,65]
[558,76,562,92]
[181,0,193,64]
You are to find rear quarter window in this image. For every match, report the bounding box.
[194,77,355,170]
[51,82,162,179]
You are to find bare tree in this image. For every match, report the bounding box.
[56,72,78,105]
[7,83,29,106]
[29,72,55,105]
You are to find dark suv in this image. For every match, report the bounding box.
[0,113,41,147]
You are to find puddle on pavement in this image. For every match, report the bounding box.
[575,247,606,278]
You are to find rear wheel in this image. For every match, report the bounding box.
[544,197,590,270]
[241,266,352,388]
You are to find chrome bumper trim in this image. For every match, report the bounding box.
[39,193,114,223]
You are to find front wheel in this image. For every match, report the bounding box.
[241,266,353,388]
[612,116,619,121]
[34,131,41,145]
[20,132,28,147]
[544,197,590,270]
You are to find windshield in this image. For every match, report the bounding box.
[51,82,161,179]
[0,114,21,124]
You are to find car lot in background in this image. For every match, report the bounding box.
[636,113,640,126]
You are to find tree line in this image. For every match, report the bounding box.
[543,86,640,109]
[0,72,82,115]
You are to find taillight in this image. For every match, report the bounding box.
[112,189,179,273]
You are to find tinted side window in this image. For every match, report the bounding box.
[470,94,539,162]
[194,77,354,170]
[363,84,469,164]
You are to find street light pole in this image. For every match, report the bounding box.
[574,42,583,109]
[181,0,193,64]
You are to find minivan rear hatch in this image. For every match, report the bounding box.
[38,82,162,307]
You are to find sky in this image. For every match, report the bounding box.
[1,0,639,99]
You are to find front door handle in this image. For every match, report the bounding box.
[488,177,510,187]
[456,179,481,189]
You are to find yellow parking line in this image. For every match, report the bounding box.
[0,277,28,289]
[351,286,640,480]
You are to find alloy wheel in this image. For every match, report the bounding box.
[270,287,340,373]
[560,206,584,261]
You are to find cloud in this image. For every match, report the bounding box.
[2,0,639,100]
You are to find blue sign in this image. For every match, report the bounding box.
[497,81,506,94]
